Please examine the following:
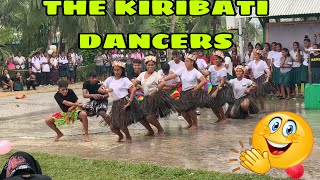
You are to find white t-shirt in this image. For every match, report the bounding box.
[290,50,303,67]
[272,52,282,68]
[224,57,233,76]
[244,51,253,65]
[70,53,77,63]
[136,71,162,96]
[31,57,41,73]
[59,56,68,64]
[168,60,185,72]
[14,56,26,65]
[176,67,202,91]
[229,78,253,99]
[158,69,180,86]
[208,65,227,86]
[196,58,208,70]
[41,57,50,72]
[248,60,269,79]
[267,50,275,60]
[104,77,132,101]
[303,47,313,66]
[50,57,59,67]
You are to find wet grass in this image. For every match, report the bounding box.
[0,152,289,180]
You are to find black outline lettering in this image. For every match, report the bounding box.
[189,0,210,16]
[152,0,174,16]
[127,33,152,50]
[103,33,128,49]
[213,33,234,50]
[170,33,189,50]
[236,0,255,16]
[189,33,213,50]
[152,33,170,50]
[114,0,137,16]
[89,0,107,16]
[138,0,151,16]
[62,0,87,16]
[175,0,188,16]
[42,0,61,16]
[78,33,102,50]
[255,0,269,16]
[212,0,236,16]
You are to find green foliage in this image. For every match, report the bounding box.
[80,49,101,66]
[76,64,96,82]
[0,152,288,180]
[147,16,188,33]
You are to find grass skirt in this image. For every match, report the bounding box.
[83,100,108,117]
[271,65,280,84]
[209,84,235,108]
[110,97,146,129]
[292,66,302,84]
[141,91,177,118]
[177,90,198,112]
[225,95,259,119]
[51,110,81,127]
[253,74,276,97]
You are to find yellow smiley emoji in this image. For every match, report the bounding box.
[239,112,314,174]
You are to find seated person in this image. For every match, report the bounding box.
[0,69,13,91]
[12,72,24,91]
[25,68,37,90]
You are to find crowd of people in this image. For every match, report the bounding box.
[41,34,320,143]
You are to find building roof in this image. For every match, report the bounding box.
[236,0,320,18]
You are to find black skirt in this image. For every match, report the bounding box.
[253,74,276,97]
[141,91,178,118]
[225,95,259,119]
[177,90,198,112]
[209,84,235,108]
[110,97,146,129]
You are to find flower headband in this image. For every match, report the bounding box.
[112,61,126,68]
[214,50,225,59]
[144,55,157,64]
[235,65,246,72]
[184,53,197,61]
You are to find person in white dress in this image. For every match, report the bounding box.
[161,53,207,129]
[133,56,176,135]
[101,61,148,143]
[226,65,259,119]
[14,52,26,70]
[41,52,51,86]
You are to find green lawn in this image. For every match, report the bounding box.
[0,152,289,180]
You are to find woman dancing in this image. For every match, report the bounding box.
[202,51,232,123]
[102,61,147,143]
[133,56,176,135]
[161,53,207,129]
[226,65,259,119]
[247,49,271,112]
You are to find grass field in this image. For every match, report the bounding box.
[0,152,289,180]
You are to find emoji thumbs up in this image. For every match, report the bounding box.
[240,149,271,174]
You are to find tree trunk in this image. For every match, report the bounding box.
[47,16,57,49]
[167,15,176,61]
[57,33,63,54]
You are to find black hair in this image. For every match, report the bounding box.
[293,41,300,47]
[282,48,290,57]
[271,42,277,46]
[214,55,224,62]
[223,51,231,58]
[255,43,263,49]
[161,62,170,73]
[172,50,179,56]
[132,59,141,64]
[58,80,68,88]
[276,43,282,49]
[264,42,271,50]
[193,61,198,70]
[111,66,126,77]
[248,42,254,49]
[304,35,311,42]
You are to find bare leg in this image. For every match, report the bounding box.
[258,96,265,112]
[139,118,154,136]
[240,98,250,112]
[297,84,302,95]
[146,113,164,135]
[9,80,14,91]
[188,110,198,129]
[120,127,132,143]
[181,111,192,129]
[286,86,291,99]
[280,84,285,98]
[78,111,89,142]
[99,111,123,141]
[45,117,64,142]
[217,107,227,123]
[211,107,222,123]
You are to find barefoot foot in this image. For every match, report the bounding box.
[219,119,227,124]
[157,129,165,136]
[125,138,132,143]
[189,125,198,129]
[54,133,64,142]
[183,124,192,129]
[83,134,90,142]
[145,131,155,136]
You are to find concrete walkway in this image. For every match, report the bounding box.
[0,89,319,180]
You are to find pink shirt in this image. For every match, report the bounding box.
[132,53,145,60]
[7,63,15,70]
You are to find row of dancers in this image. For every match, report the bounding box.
[45,49,270,142]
